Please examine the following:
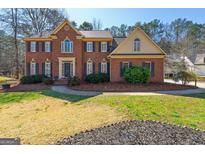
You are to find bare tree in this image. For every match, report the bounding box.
[93,18,102,30]
[21,8,66,36]
[0,8,20,78]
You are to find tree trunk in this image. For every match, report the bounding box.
[11,8,19,79]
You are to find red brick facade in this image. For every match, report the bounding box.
[25,20,165,83]
[110,58,164,82]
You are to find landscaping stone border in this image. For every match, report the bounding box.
[57,120,205,145]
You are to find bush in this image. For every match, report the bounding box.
[68,76,80,86]
[124,66,150,84]
[173,71,197,85]
[85,74,99,84]
[98,73,109,82]
[20,75,45,84]
[43,77,54,85]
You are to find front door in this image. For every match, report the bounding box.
[64,62,70,77]
[62,61,73,78]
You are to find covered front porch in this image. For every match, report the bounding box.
[58,57,76,79]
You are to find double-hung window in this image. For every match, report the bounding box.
[143,62,151,72]
[122,62,130,70]
[45,42,51,52]
[101,42,107,52]
[61,39,73,53]
[87,61,93,75]
[45,61,51,77]
[101,62,107,73]
[87,42,93,52]
[134,38,140,52]
[30,61,36,75]
[31,42,36,52]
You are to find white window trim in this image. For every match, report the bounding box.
[133,39,140,52]
[101,62,107,73]
[144,61,152,72]
[31,42,36,52]
[61,40,73,53]
[122,62,130,68]
[30,61,36,75]
[45,61,51,77]
[45,42,51,52]
[87,61,93,75]
[87,42,93,52]
[101,42,107,52]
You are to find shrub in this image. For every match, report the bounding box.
[20,75,45,84]
[98,73,109,82]
[43,77,54,85]
[67,76,80,86]
[173,71,197,85]
[85,74,99,84]
[123,66,150,84]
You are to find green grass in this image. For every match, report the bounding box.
[82,94,205,130]
[0,90,205,130]
[0,90,88,105]
[0,91,44,105]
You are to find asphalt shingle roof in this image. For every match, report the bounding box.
[80,30,112,38]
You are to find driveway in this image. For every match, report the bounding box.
[165,79,205,89]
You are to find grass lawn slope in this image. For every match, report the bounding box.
[0,90,204,144]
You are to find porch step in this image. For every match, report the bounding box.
[54,79,67,85]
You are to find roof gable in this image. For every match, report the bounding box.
[109,27,166,56]
[51,19,82,35]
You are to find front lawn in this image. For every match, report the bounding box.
[0,90,205,144]
[0,90,127,144]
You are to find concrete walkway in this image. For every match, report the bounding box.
[51,86,205,96]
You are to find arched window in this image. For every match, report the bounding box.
[134,38,140,52]
[61,39,73,53]
[87,59,93,75]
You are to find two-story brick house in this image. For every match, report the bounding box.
[24,19,166,82]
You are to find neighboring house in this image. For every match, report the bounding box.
[194,53,205,77]
[165,53,194,78]
[24,19,166,82]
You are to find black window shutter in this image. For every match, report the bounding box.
[93,62,95,73]
[36,42,39,52]
[50,42,53,52]
[107,42,109,52]
[107,63,110,76]
[36,63,39,75]
[99,42,101,52]
[84,63,87,77]
[93,42,95,52]
[42,62,45,75]
[129,62,132,68]
[84,42,87,52]
[50,62,52,77]
[27,42,30,52]
[27,63,30,75]
[120,62,123,77]
[151,62,155,77]
[98,63,101,73]
[42,42,45,52]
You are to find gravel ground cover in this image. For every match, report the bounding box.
[58,120,205,145]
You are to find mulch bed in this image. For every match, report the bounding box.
[0,83,49,92]
[57,120,205,145]
[70,82,197,92]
